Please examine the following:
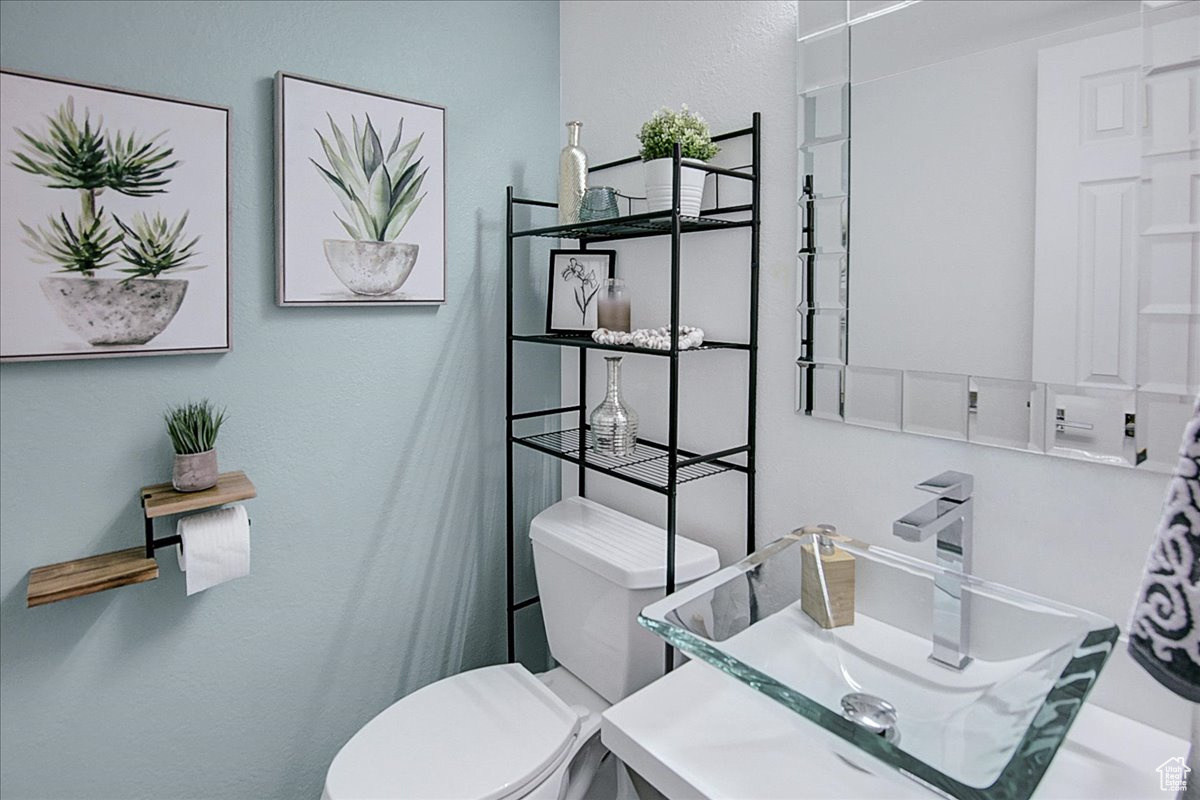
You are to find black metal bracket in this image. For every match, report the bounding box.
[142,505,250,559]
[143,510,178,559]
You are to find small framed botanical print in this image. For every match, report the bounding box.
[546,249,616,334]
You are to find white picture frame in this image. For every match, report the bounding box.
[547,249,616,334]
[0,69,231,362]
[275,72,446,306]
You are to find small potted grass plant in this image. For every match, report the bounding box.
[165,399,226,492]
[637,105,719,218]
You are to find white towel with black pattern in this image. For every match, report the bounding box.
[1129,396,1200,701]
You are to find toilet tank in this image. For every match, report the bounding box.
[530,496,720,704]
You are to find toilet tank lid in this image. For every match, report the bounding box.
[529,496,720,589]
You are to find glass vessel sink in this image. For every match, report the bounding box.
[638,530,1118,800]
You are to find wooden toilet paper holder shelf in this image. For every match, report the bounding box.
[140,471,256,558]
[26,471,256,608]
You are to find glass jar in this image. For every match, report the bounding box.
[579,186,620,221]
[597,278,631,332]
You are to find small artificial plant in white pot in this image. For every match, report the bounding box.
[637,105,720,218]
[165,399,226,492]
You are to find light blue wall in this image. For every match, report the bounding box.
[0,1,559,797]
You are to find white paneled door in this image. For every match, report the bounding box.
[1032,27,1142,392]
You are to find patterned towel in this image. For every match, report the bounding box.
[1129,397,1200,701]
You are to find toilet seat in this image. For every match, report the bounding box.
[323,664,583,800]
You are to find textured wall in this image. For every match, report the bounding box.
[559,0,1186,736]
[0,1,559,797]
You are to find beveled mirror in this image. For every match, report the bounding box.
[796,0,1199,472]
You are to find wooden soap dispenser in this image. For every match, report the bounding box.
[800,524,855,628]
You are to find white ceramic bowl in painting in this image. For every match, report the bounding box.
[39,276,188,346]
[323,240,419,296]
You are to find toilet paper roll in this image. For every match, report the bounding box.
[176,504,250,596]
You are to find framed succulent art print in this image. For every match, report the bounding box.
[274,72,446,306]
[0,69,230,362]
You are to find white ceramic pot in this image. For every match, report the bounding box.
[644,158,708,218]
[323,240,419,296]
[39,276,187,346]
[173,449,218,492]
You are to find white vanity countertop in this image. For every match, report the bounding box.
[602,659,1188,800]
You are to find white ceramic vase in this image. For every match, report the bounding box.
[323,240,419,296]
[643,158,707,218]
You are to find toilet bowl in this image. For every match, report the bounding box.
[323,496,720,800]
[322,664,602,800]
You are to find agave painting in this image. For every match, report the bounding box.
[275,73,445,306]
[9,95,202,346]
[311,113,428,296]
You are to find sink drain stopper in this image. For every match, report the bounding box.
[840,692,900,744]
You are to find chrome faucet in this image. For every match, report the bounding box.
[892,471,974,670]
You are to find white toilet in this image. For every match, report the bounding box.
[323,496,720,800]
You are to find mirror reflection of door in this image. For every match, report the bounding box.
[1033,26,1141,464]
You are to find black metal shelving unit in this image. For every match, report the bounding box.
[505,113,761,673]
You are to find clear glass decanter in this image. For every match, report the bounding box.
[558,121,586,225]
[589,356,638,456]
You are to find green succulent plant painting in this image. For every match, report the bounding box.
[276,73,445,305]
[9,96,202,280]
[1,70,230,360]
[311,113,428,243]
[114,211,202,280]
